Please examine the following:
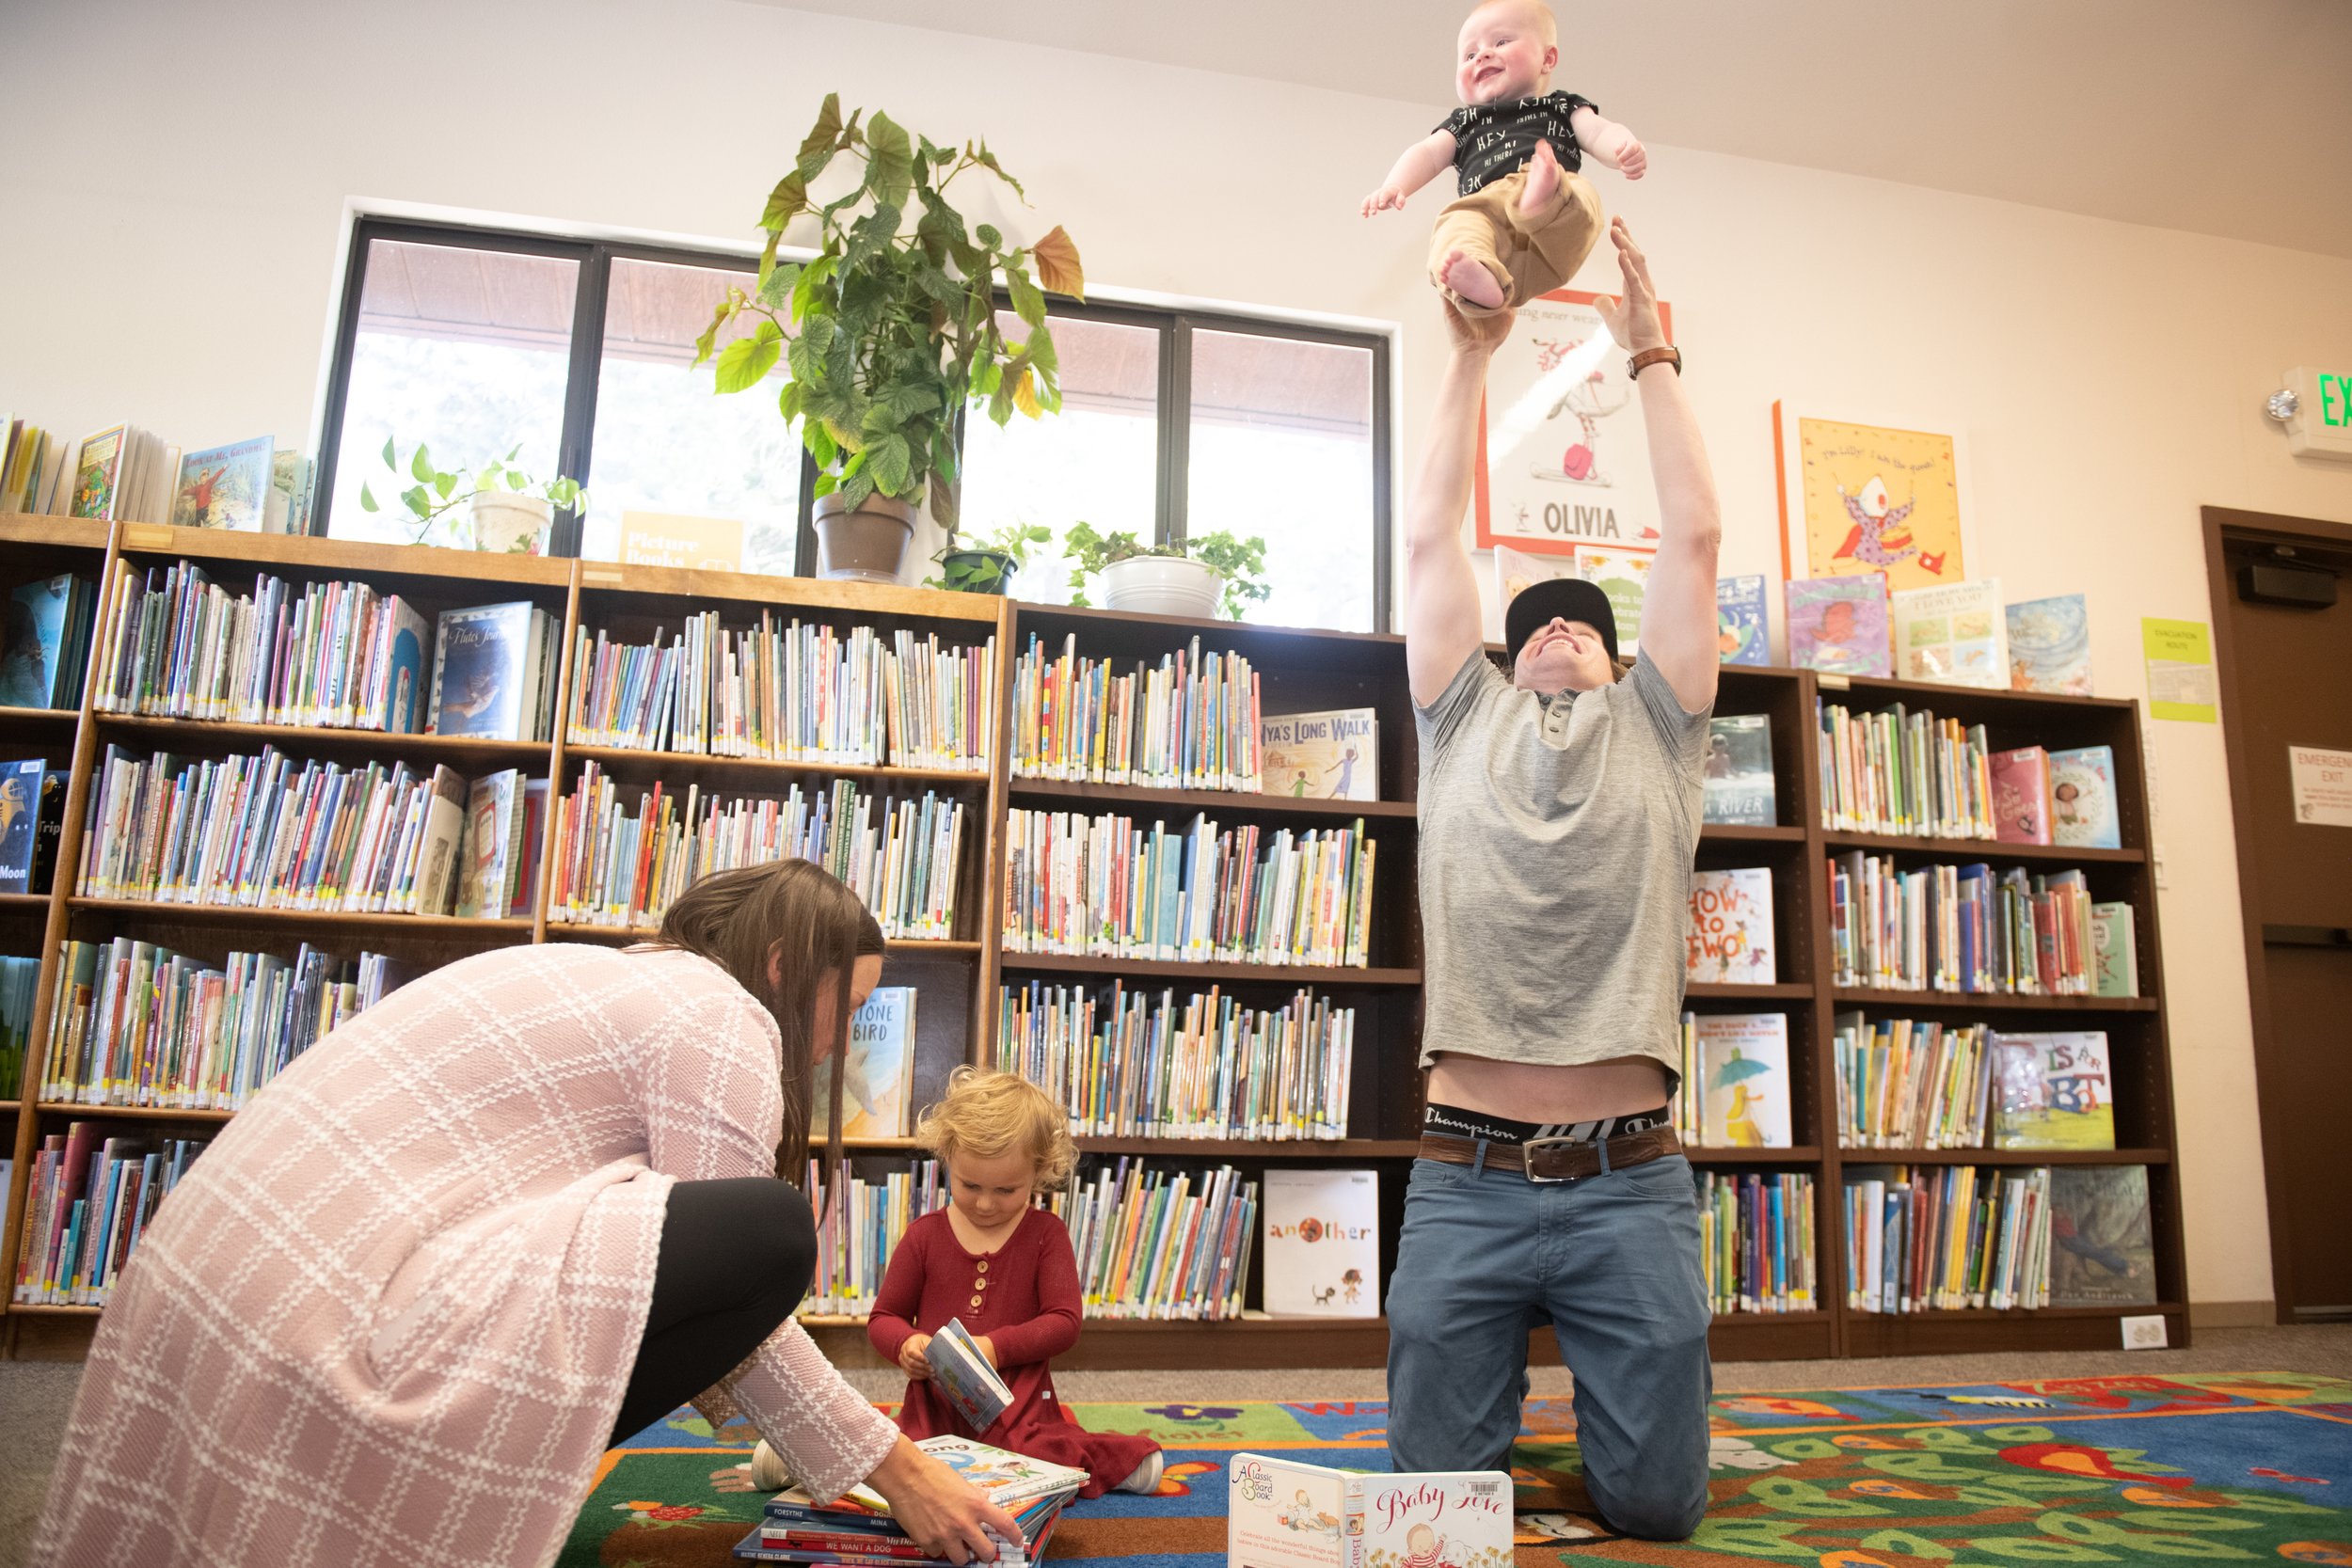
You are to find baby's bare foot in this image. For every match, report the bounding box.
[1441,248,1505,309]
[1519,139,1561,214]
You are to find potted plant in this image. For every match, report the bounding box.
[358,438,588,554]
[927,520,1052,594]
[695,94,1085,582]
[1063,522,1272,621]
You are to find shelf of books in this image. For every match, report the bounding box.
[0,522,2185,1366]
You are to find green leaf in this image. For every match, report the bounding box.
[380,436,395,470]
[1004,265,1045,329]
[713,320,783,392]
[866,431,914,497]
[761,171,808,231]
[970,141,1025,200]
[976,222,1002,249]
[929,469,959,532]
[806,420,839,470]
[506,443,523,462]
[410,444,434,483]
[434,471,456,499]
[883,382,941,420]
[359,483,379,512]
[797,93,843,181]
[756,260,800,309]
[865,112,914,210]
[402,484,431,518]
[1028,225,1085,300]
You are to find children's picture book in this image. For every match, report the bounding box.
[2048,745,2122,849]
[376,597,431,734]
[1262,708,1379,802]
[1577,544,1651,659]
[2046,1165,2157,1308]
[428,602,541,740]
[2090,902,2138,998]
[1891,578,2009,689]
[1988,746,2055,846]
[31,769,66,895]
[171,436,275,531]
[1492,540,1578,623]
[1262,1168,1379,1317]
[1786,575,1891,677]
[70,424,132,521]
[923,1319,1013,1433]
[814,986,917,1137]
[1228,1453,1515,1568]
[1702,713,1777,826]
[1695,1013,1792,1148]
[269,451,315,534]
[2,575,94,709]
[0,758,42,895]
[1990,1031,2115,1150]
[2006,593,2092,695]
[1716,575,1769,666]
[453,770,525,920]
[413,765,469,916]
[1686,867,1775,984]
[841,1434,1089,1513]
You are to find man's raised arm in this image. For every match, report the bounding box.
[1406,304,1515,708]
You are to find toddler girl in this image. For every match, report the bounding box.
[870,1068,1162,1497]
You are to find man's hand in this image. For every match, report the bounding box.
[1439,298,1517,361]
[1590,218,1666,352]
[1361,184,1409,217]
[898,1333,933,1381]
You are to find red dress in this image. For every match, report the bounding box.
[868,1208,1158,1498]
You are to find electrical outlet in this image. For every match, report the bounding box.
[2153,845,2167,890]
[2122,1313,2169,1351]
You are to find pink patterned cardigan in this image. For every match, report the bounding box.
[31,943,898,1568]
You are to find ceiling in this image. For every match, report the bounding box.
[751,0,2352,260]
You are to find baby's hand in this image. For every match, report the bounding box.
[1613,134,1647,180]
[899,1333,934,1380]
[1360,184,1408,217]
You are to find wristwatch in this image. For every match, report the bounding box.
[1629,345,1682,378]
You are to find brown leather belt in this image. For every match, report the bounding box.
[1417,1126,1682,1182]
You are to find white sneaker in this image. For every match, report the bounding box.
[1116,1450,1164,1495]
[750,1440,791,1491]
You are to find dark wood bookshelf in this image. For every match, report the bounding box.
[34,1101,238,1124]
[1006,777,1419,820]
[1823,829,2145,864]
[1829,988,2159,1013]
[561,745,990,790]
[997,952,1422,988]
[91,714,552,766]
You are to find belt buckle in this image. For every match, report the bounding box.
[1518,1134,1582,1182]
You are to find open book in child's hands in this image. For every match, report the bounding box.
[924,1319,1014,1433]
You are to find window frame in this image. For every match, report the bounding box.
[318,217,1392,626]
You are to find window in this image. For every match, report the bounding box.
[319,220,1390,627]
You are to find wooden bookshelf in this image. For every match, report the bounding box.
[1,521,2186,1366]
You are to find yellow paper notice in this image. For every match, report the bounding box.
[2140,617,2217,722]
[619,511,746,573]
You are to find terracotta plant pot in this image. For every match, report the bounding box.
[468,492,553,554]
[1099,554,1222,619]
[813,492,917,582]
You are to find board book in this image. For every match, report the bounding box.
[1228,1453,1514,1568]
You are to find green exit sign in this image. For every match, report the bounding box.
[2283,366,2352,460]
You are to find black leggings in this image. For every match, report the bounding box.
[608,1177,817,1445]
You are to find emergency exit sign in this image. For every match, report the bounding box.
[2281,366,2352,461]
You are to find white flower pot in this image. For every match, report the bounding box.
[469,492,553,554]
[1099,555,1223,619]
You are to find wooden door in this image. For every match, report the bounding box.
[2205,507,2352,1322]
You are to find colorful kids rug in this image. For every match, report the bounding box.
[561,1374,2352,1567]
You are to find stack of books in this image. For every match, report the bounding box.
[548,767,965,939]
[1009,632,1263,791]
[1844,1164,2053,1313]
[993,980,1355,1141]
[1832,1013,1997,1148]
[40,940,400,1109]
[567,613,889,761]
[13,1122,212,1306]
[739,1436,1085,1566]
[1048,1159,1257,1321]
[1000,809,1375,967]
[1826,853,2097,994]
[1696,1170,1816,1315]
[89,562,433,732]
[1816,700,1996,838]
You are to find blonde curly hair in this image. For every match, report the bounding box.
[914,1067,1077,1192]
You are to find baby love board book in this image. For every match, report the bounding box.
[1228,1455,1514,1568]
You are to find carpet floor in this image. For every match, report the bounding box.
[565,1371,2352,1567]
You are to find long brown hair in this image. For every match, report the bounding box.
[648,860,884,1174]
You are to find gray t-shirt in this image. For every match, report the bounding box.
[1413,648,1710,1080]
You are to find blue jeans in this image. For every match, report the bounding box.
[1386,1148,1712,1540]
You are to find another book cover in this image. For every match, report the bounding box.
[1696,1012,1792,1148]
[1786,575,1891,677]
[1261,708,1379,802]
[1989,746,2055,846]
[70,425,129,520]
[1229,1454,1515,1568]
[0,758,42,895]
[2006,593,2092,695]
[814,986,917,1137]
[2048,745,2122,849]
[1702,713,1777,826]
[2047,1165,2157,1307]
[454,770,520,920]
[1686,867,1775,984]
[2,575,84,708]
[1262,1167,1378,1317]
[1891,578,2009,689]
[1716,574,1769,666]
[1990,1031,2116,1150]
[429,603,536,739]
[172,436,275,531]
[2090,902,2138,998]
[923,1319,1013,1433]
[1577,545,1652,659]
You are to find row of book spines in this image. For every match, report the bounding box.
[800,1159,948,1316]
[1697,1172,1817,1315]
[1009,639,1263,788]
[11,1126,211,1306]
[1000,816,1376,968]
[1843,1164,2052,1313]
[1054,1163,1256,1321]
[1816,702,1995,837]
[1828,857,2097,995]
[1832,1019,1994,1148]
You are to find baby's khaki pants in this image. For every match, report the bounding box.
[1427,165,1603,315]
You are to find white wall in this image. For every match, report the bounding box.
[9,0,2352,1310]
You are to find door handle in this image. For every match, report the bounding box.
[2262,925,2352,947]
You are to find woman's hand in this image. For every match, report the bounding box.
[898,1333,933,1381]
[865,1435,1025,1565]
[1590,217,1667,354]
